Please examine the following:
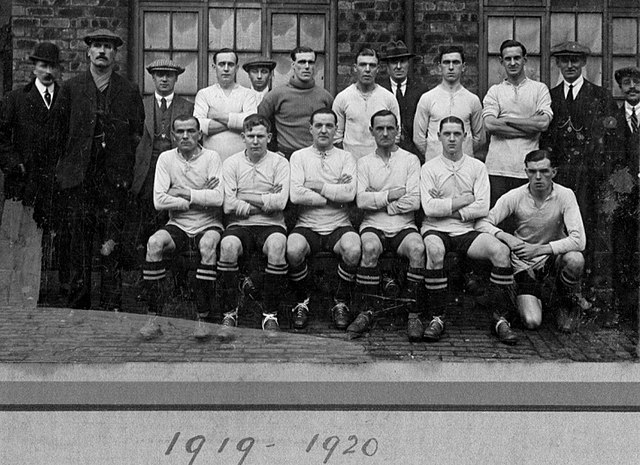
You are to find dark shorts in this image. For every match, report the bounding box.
[290,226,356,256]
[422,230,482,256]
[222,225,287,255]
[514,255,560,298]
[361,227,417,253]
[160,224,223,254]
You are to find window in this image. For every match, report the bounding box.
[134,0,333,99]
[480,1,640,99]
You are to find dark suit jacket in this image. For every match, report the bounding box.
[378,77,427,159]
[0,79,64,215]
[612,105,640,220]
[131,94,193,196]
[55,71,144,190]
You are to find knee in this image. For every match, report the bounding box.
[563,252,584,276]
[146,233,165,258]
[199,233,220,260]
[286,237,307,266]
[361,239,382,262]
[424,239,445,267]
[340,235,361,266]
[220,237,240,261]
[489,241,511,266]
[266,235,287,260]
[407,240,425,266]
[517,294,542,329]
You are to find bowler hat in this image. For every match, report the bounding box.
[380,40,416,61]
[614,66,640,85]
[84,29,124,48]
[29,42,60,65]
[242,56,277,72]
[146,58,185,75]
[550,41,590,57]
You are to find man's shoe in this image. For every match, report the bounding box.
[422,316,445,342]
[222,309,238,327]
[194,319,210,340]
[407,314,424,342]
[262,313,280,331]
[346,311,373,335]
[292,298,310,329]
[331,302,351,330]
[493,318,518,345]
[139,317,162,340]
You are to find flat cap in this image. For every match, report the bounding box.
[614,66,640,85]
[146,58,185,75]
[242,56,276,72]
[380,40,416,61]
[29,42,61,65]
[84,29,123,48]
[550,41,590,57]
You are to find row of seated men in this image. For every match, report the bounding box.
[138,107,586,349]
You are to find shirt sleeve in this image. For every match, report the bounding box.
[549,189,586,254]
[412,95,429,156]
[222,157,252,217]
[153,153,190,212]
[261,156,290,212]
[387,154,420,215]
[482,85,500,119]
[320,151,357,203]
[227,88,258,130]
[356,159,388,210]
[420,162,453,217]
[536,83,553,119]
[332,94,346,147]
[189,151,224,207]
[289,152,327,206]
[390,94,402,143]
[469,95,485,150]
[458,162,490,221]
[193,88,213,135]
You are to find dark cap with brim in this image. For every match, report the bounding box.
[146,58,185,75]
[550,41,590,57]
[614,66,640,85]
[242,56,277,72]
[380,40,417,61]
[29,42,61,65]
[84,29,124,48]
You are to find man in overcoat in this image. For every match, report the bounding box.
[56,29,144,310]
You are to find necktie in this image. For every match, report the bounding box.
[44,89,51,107]
[631,106,638,133]
[160,97,167,113]
[395,84,403,104]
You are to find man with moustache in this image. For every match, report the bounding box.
[378,40,426,160]
[333,47,401,159]
[194,48,257,162]
[258,46,334,158]
[55,29,144,311]
[131,59,193,253]
[243,56,276,105]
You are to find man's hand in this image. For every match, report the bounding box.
[337,174,352,184]
[206,177,220,189]
[167,186,191,200]
[387,187,406,201]
[511,242,543,261]
[304,180,324,193]
[455,193,475,207]
[428,188,443,199]
[365,186,378,192]
[269,184,283,194]
[207,108,229,124]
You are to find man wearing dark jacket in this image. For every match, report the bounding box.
[56,29,144,311]
[378,40,427,161]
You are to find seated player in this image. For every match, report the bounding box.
[287,108,361,330]
[347,110,425,338]
[477,149,586,333]
[139,115,224,340]
[217,114,290,331]
[421,116,518,345]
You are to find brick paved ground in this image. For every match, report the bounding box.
[2,267,636,363]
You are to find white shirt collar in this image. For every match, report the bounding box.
[34,79,54,107]
[155,92,174,107]
[625,101,638,114]
[390,78,407,95]
[563,75,584,98]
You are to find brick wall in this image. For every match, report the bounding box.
[10,0,131,89]
[336,0,480,93]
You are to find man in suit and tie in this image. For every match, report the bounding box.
[56,29,144,311]
[609,67,640,327]
[540,41,618,309]
[131,59,193,254]
[378,40,426,161]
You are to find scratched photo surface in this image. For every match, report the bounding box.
[0,1,637,366]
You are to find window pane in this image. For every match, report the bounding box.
[315,54,325,86]
[515,17,540,54]
[550,13,575,47]
[613,18,637,55]
[577,14,601,54]
[209,8,234,50]
[584,58,602,86]
[272,53,293,88]
[487,56,504,87]
[173,13,198,50]
[525,56,540,81]
[300,14,325,51]
[488,17,512,54]
[144,12,170,49]
[613,57,638,98]
[143,51,169,93]
[173,52,198,95]
[272,14,297,51]
[236,9,261,51]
